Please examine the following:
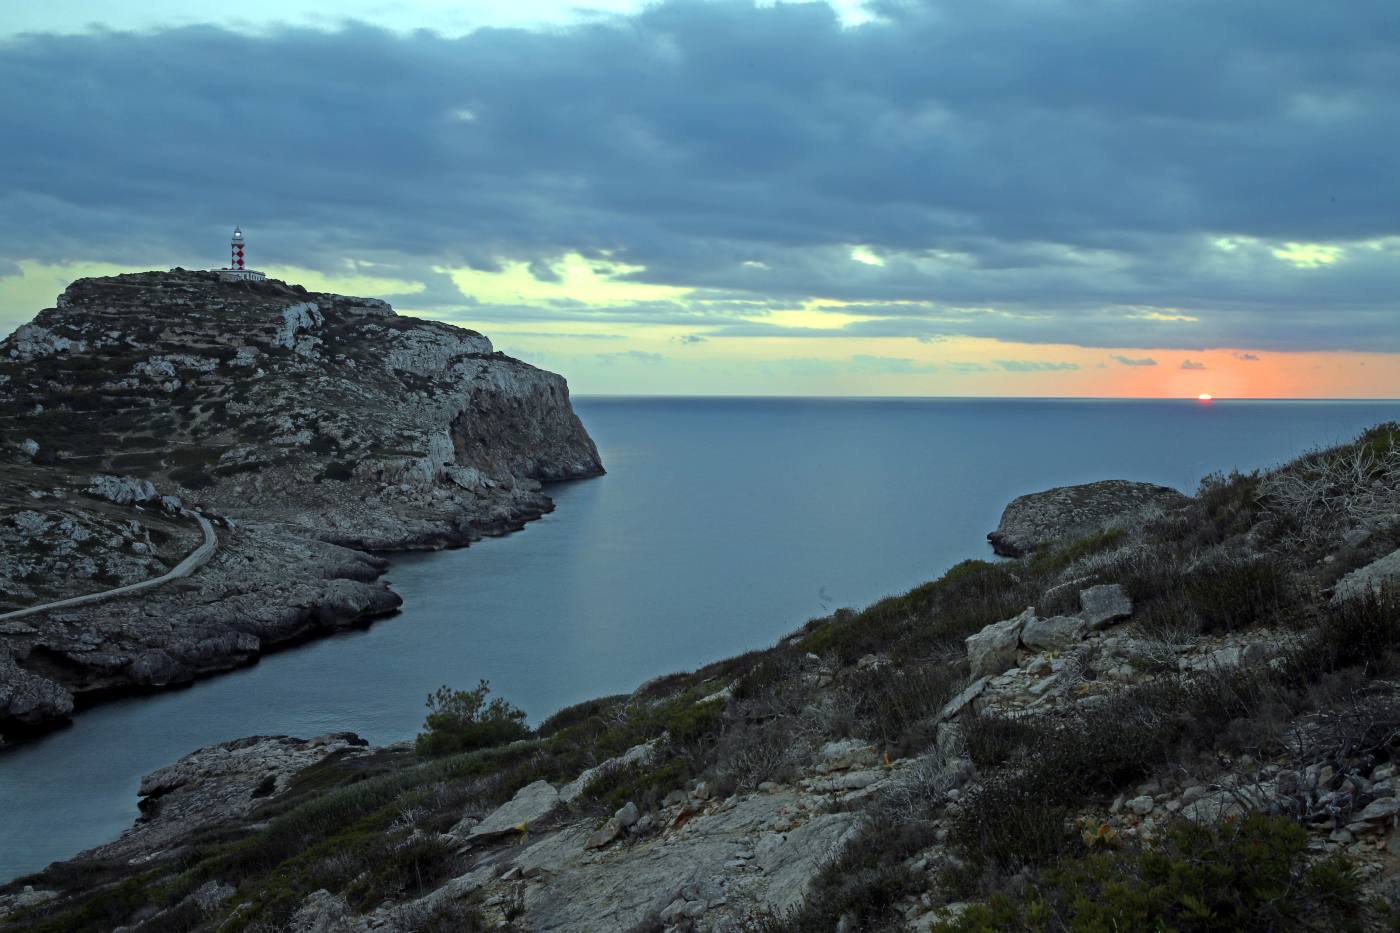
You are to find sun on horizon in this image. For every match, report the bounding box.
[1198,393,1214,401]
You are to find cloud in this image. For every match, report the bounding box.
[0,2,1398,354]
[994,360,1079,372]
[848,355,939,374]
[1112,355,1159,367]
[1180,359,1207,370]
[599,349,666,365]
[1235,352,1261,361]
[678,334,707,345]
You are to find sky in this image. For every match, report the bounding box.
[2,0,1398,398]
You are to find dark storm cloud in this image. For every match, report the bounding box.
[1,0,1398,349]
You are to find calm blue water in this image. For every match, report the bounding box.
[2,397,1397,881]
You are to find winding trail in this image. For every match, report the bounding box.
[0,513,217,623]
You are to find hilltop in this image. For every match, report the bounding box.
[0,270,602,736]
[2,423,1398,932]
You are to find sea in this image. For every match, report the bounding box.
[2,397,1397,881]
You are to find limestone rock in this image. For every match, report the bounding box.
[1356,797,1400,822]
[987,480,1188,557]
[966,607,1032,677]
[1334,548,1400,604]
[615,800,640,829]
[81,733,370,864]
[939,677,990,721]
[464,780,560,842]
[1020,614,1087,650]
[558,739,660,804]
[0,651,75,724]
[1080,583,1133,629]
[289,889,355,933]
[86,474,159,506]
[817,738,878,773]
[585,817,623,849]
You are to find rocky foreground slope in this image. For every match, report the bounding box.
[3,424,1399,932]
[0,270,602,738]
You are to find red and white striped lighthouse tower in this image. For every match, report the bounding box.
[218,225,267,282]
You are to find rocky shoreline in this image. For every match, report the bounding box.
[0,270,603,743]
[4,424,1399,931]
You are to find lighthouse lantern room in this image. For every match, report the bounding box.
[218,226,268,282]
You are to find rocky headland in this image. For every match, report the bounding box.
[0,270,602,738]
[3,423,1399,932]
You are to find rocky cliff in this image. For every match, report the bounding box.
[0,270,602,737]
[4,424,1399,933]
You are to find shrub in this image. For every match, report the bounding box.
[321,459,356,482]
[799,560,1021,666]
[936,814,1362,932]
[1185,557,1293,633]
[415,681,530,758]
[344,832,458,910]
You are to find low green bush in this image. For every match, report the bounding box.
[415,681,530,759]
[936,814,1362,932]
[1185,556,1294,633]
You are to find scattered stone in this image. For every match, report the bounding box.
[817,738,878,773]
[1356,797,1400,823]
[1021,614,1087,650]
[938,677,990,722]
[1079,584,1133,629]
[1126,795,1155,815]
[966,608,1032,677]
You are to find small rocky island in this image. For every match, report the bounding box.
[3,418,1399,931]
[0,270,602,737]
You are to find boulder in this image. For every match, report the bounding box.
[966,608,1032,677]
[1021,614,1087,650]
[817,738,878,773]
[988,480,1188,557]
[1355,797,1400,822]
[86,474,159,506]
[1333,548,1400,604]
[1079,584,1133,629]
[464,780,560,842]
[615,801,640,829]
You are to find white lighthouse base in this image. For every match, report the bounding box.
[218,268,268,283]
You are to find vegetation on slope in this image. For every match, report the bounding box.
[4,424,1400,932]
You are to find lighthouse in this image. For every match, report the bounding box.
[218,226,268,282]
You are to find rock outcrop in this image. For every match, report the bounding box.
[82,733,371,864]
[0,270,603,739]
[987,479,1188,557]
[1333,547,1400,604]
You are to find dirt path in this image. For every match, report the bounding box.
[0,513,217,622]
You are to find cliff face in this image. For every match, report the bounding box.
[0,270,603,735]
